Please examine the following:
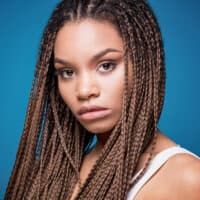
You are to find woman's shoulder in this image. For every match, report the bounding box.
[150,132,200,199]
[158,149,200,199]
[133,131,200,200]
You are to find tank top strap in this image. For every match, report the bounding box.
[126,146,200,200]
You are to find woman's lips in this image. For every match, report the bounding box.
[79,107,111,120]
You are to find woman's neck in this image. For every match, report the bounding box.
[88,132,110,158]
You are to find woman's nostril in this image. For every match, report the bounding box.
[77,85,100,100]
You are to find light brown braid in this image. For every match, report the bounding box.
[5,0,166,199]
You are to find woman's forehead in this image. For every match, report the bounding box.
[54,19,124,61]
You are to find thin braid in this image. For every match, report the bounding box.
[12,67,48,199]
[95,2,155,197]
[93,3,133,198]
[114,4,139,196]
[109,4,130,199]
[75,120,122,199]
[50,88,81,186]
[6,0,166,199]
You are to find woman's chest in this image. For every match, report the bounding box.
[69,155,98,200]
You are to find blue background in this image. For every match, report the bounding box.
[0,0,200,198]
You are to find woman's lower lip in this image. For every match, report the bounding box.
[79,109,111,120]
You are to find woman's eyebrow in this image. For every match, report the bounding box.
[54,48,122,66]
[91,48,122,61]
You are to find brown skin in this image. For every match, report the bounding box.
[71,132,200,200]
[54,19,200,200]
[134,132,200,200]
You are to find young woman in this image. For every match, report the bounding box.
[5,0,200,199]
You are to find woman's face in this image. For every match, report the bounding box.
[54,18,132,134]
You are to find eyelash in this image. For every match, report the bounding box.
[54,61,117,80]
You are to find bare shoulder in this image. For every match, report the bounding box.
[136,132,200,200]
[144,132,200,199]
[162,152,200,199]
[170,152,200,187]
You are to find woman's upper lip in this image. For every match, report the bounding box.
[78,105,108,115]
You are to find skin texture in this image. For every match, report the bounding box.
[54,19,132,151]
[54,19,200,200]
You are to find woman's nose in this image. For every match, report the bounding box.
[76,75,100,100]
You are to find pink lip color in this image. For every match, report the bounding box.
[79,109,111,120]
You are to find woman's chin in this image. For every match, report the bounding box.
[80,123,114,134]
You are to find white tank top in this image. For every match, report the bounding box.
[126,146,200,200]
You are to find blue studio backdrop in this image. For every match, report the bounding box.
[1,0,200,198]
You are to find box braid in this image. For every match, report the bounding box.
[5,0,165,199]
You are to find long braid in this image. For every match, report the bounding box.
[5,0,166,199]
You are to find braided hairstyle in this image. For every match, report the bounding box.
[5,0,165,199]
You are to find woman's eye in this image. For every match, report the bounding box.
[54,69,74,80]
[98,62,117,73]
